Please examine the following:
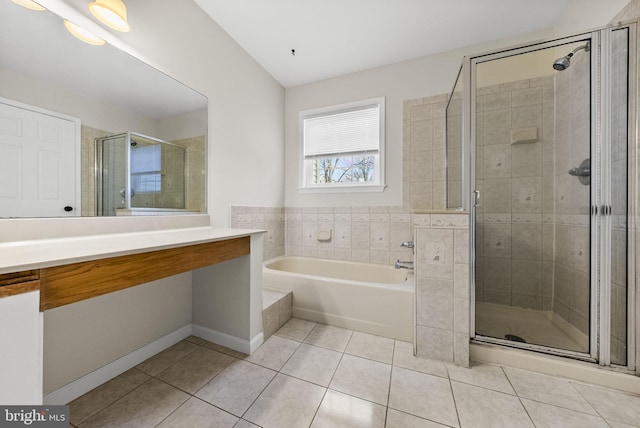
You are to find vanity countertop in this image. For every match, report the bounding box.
[0,227,265,274]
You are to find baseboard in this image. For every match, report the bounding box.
[43,325,192,405]
[191,323,263,354]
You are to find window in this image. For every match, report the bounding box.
[130,143,162,193]
[299,97,385,192]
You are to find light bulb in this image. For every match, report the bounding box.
[64,20,106,46]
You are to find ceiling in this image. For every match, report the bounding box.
[194,0,572,88]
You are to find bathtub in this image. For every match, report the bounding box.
[262,256,414,342]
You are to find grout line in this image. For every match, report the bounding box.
[384,340,397,427]
[500,365,538,426]
[74,376,155,426]
[447,376,463,428]
[151,386,191,427]
[236,368,278,423]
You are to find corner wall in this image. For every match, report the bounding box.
[117,0,285,227]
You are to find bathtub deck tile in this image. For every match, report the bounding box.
[275,318,317,342]
[304,324,354,352]
[278,292,293,326]
[262,288,287,310]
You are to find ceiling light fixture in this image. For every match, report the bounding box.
[88,0,130,32]
[10,0,46,11]
[64,20,106,46]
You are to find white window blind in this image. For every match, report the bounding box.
[131,144,162,193]
[304,104,380,157]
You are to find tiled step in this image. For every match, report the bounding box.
[262,288,293,340]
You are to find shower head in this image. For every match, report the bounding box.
[552,55,572,71]
[552,41,590,71]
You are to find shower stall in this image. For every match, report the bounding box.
[446,22,638,370]
[95,132,186,216]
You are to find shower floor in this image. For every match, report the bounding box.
[475,302,588,353]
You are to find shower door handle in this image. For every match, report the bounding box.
[473,190,480,207]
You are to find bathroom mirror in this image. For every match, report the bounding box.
[0,1,207,217]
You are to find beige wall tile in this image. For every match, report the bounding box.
[416,326,454,363]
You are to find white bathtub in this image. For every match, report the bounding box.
[262,256,414,341]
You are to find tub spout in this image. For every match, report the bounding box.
[395,260,414,270]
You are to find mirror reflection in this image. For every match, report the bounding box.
[0,1,207,218]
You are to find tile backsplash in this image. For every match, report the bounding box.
[285,206,415,265]
[230,206,285,261]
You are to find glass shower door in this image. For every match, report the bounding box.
[472,37,593,356]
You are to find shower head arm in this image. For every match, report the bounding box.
[570,41,591,55]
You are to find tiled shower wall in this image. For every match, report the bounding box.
[172,136,206,213]
[470,68,592,344]
[552,50,591,340]
[132,143,185,209]
[128,136,206,212]
[402,94,450,211]
[474,76,556,311]
[81,125,110,216]
[82,129,206,216]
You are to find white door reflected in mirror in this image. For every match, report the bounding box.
[0,99,79,218]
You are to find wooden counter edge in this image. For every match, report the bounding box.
[39,236,250,311]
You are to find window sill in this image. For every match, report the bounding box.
[298,184,386,194]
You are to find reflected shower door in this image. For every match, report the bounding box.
[95,133,128,216]
[473,39,592,355]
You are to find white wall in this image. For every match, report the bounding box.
[284,0,639,210]
[157,109,208,142]
[554,0,631,36]
[43,273,192,394]
[0,66,157,135]
[114,0,285,227]
[284,29,552,208]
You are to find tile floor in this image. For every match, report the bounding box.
[68,318,640,427]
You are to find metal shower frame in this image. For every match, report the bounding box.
[454,21,638,373]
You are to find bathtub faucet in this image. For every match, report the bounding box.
[395,260,414,270]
